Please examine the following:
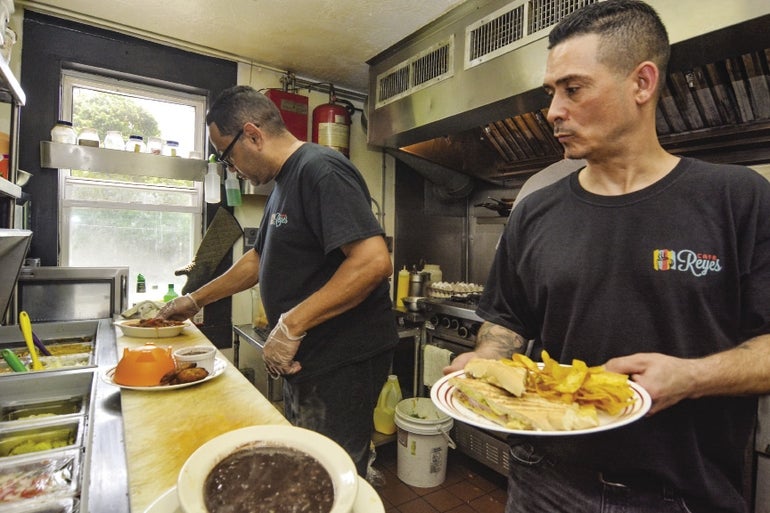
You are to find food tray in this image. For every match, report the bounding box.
[0,448,81,506]
[0,418,83,459]
[0,397,85,425]
[2,497,79,512]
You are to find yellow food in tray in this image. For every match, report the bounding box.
[0,426,77,457]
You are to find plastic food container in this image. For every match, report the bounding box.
[125,135,146,153]
[173,346,216,373]
[163,140,179,157]
[147,136,163,155]
[0,448,81,506]
[50,121,76,144]
[103,131,124,150]
[76,128,100,147]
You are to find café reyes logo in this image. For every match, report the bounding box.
[653,249,722,277]
[270,213,288,228]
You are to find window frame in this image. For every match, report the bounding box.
[57,69,207,266]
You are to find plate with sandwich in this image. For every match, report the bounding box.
[431,356,651,436]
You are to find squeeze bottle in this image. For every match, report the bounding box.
[205,155,221,204]
[373,375,402,435]
[396,266,409,307]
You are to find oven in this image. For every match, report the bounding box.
[419,296,516,477]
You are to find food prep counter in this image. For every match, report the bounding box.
[0,319,289,512]
[116,322,289,513]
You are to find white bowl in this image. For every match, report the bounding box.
[173,346,216,373]
[178,425,358,513]
[114,319,188,338]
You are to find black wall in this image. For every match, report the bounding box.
[19,11,238,346]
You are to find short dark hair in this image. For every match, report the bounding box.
[206,85,287,136]
[548,0,670,91]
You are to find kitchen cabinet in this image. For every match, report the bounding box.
[0,57,24,229]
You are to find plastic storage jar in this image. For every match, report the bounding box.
[125,135,146,153]
[104,131,125,150]
[163,140,180,157]
[147,136,163,155]
[77,127,100,147]
[51,121,76,144]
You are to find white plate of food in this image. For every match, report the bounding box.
[102,357,226,391]
[177,425,358,513]
[115,319,189,338]
[431,368,651,436]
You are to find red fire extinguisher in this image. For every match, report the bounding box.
[312,87,354,158]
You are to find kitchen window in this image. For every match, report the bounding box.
[58,70,206,304]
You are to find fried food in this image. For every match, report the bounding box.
[160,362,209,385]
[509,351,636,416]
[176,367,209,383]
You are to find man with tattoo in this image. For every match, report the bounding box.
[445,2,770,512]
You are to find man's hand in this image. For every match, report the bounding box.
[155,294,200,321]
[443,351,478,374]
[263,314,304,376]
[443,322,529,375]
[604,352,698,415]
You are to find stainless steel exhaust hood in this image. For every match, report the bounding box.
[367,0,770,189]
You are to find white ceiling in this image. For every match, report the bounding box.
[17,0,468,93]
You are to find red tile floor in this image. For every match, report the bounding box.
[370,441,508,513]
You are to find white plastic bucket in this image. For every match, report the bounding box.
[394,397,455,488]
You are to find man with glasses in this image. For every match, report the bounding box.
[159,85,399,477]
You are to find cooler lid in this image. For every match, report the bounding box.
[0,229,32,321]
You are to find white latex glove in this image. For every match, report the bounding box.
[155,294,200,321]
[264,313,304,377]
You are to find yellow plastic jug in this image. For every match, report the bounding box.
[373,375,403,435]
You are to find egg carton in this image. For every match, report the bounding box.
[427,281,484,299]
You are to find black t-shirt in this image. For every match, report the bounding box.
[478,157,770,512]
[255,143,398,382]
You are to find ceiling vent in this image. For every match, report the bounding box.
[375,36,454,108]
[465,0,598,69]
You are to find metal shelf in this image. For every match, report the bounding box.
[40,141,207,181]
[0,175,20,199]
[0,58,24,106]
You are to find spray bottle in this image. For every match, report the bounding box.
[225,169,242,206]
[205,154,221,204]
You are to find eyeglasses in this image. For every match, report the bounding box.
[217,128,244,168]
